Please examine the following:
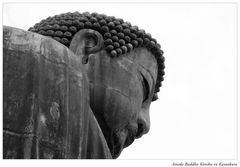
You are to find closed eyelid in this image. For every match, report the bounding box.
[139,73,150,103]
[137,64,156,91]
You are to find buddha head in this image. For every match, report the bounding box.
[29,11,165,158]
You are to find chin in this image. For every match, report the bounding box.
[109,127,137,159]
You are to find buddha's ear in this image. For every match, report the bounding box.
[69,29,104,64]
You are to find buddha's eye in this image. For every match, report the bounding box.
[140,74,150,103]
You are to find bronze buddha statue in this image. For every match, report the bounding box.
[3,11,165,159]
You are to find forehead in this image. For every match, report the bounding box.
[85,47,158,97]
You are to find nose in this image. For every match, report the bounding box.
[136,110,150,138]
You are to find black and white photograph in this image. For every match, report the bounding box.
[1,0,239,166]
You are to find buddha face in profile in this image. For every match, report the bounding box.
[29,11,165,158]
[85,47,159,158]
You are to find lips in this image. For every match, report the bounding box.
[107,130,136,158]
[109,125,138,158]
[122,122,138,148]
[123,129,136,148]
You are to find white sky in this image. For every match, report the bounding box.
[2,2,237,160]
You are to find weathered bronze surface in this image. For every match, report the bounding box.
[3,11,165,159]
[69,29,158,158]
[3,26,111,159]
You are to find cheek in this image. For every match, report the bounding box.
[102,78,144,132]
[103,90,133,131]
[86,53,145,132]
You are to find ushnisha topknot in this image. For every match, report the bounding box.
[28,11,165,93]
